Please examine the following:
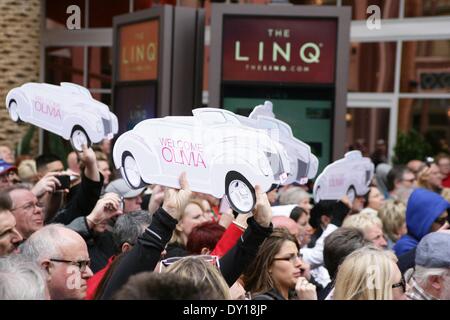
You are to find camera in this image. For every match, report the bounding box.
[425,157,434,168]
[55,175,71,191]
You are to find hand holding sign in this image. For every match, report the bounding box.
[162,172,192,221]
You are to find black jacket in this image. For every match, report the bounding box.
[50,172,104,225]
[99,208,273,299]
[397,247,416,275]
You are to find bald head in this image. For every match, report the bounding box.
[272,216,300,238]
[21,224,92,300]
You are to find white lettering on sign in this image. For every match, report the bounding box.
[159,138,206,168]
[234,40,321,64]
[33,97,62,120]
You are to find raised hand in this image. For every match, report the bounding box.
[31,172,63,198]
[252,185,272,228]
[162,172,192,221]
[148,185,165,215]
[295,277,317,300]
[86,192,123,232]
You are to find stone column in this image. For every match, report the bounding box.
[0,0,41,157]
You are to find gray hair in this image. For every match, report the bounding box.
[414,265,450,287]
[278,187,310,206]
[112,210,152,250]
[0,254,47,300]
[20,224,68,261]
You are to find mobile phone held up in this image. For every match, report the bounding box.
[55,175,71,191]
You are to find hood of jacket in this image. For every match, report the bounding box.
[394,188,449,256]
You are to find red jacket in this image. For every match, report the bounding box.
[85,255,115,300]
[211,223,244,257]
[442,174,450,188]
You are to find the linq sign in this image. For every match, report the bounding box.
[420,72,450,90]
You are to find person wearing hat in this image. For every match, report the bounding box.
[0,159,20,190]
[406,231,450,300]
[105,179,145,213]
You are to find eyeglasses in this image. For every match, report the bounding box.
[11,201,45,212]
[49,258,91,272]
[273,252,303,264]
[434,216,448,226]
[392,277,406,293]
[158,255,220,273]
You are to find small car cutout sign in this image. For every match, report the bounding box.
[313,150,374,203]
[200,101,318,185]
[113,108,291,214]
[5,82,118,151]
[247,101,319,185]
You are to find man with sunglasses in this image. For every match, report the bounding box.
[21,224,93,300]
[406,232,450,300]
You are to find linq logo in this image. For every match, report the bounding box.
[159,138,206,168]
[33,97,62,120]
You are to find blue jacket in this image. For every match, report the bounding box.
[394,188,449,256]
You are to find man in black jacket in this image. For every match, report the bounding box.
[100,173,273,299]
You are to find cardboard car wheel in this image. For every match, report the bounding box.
[346,186,356,203]
[70,126,91,152]
[121,151,145,189]
[8,101,20,122]
[225,171,256,214]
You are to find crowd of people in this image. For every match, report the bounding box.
[0,141,450,300]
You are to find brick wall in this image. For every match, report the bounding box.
[0,0,40,156]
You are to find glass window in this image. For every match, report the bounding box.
[342,0,400,20]
[401,40,450,93]
[88,47,113,90]
[398,99,450,155]
[46,0,86,29]
[345,107,390,160]
[348,42,397,92]
[404,0,450,17]
[88,0,130,28]
[45,47,85,86]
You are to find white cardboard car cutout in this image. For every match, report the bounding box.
[241,101,318,185]
[313,150,374,203]
[5,82,118,151]
[113,109,291,214]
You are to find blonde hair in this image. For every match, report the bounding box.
[169,198,205,246]
[441,188,450,203]
[334,246,398,300]
[342,211,383,233]
[165,256,230,299]
[378,200,406,242]
[17,160,38,183]
[278,187,310,205]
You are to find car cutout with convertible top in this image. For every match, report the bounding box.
[113,108,291,214]
[313,150,374,203]
[194,101,318,185]
[5,82,118,151]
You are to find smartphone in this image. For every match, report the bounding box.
[55,175,71,191]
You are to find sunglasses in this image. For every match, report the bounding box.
[158,255,220,273]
